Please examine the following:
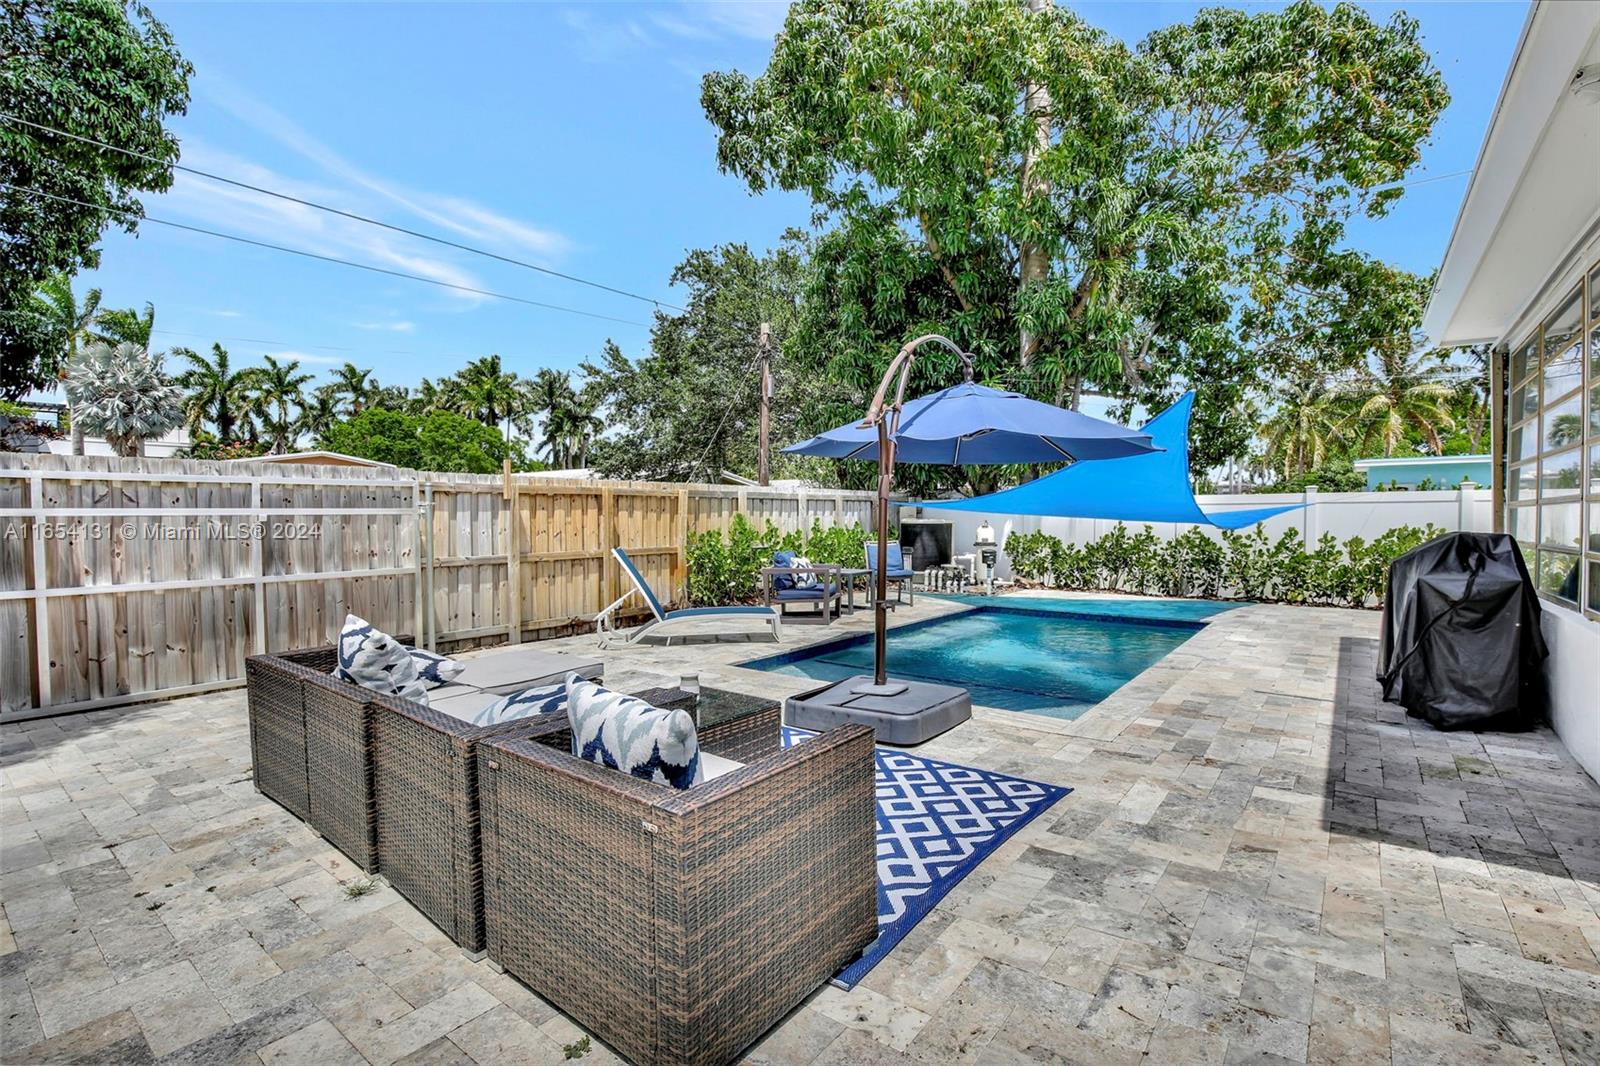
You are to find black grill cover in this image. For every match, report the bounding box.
[1378,532,1547,729]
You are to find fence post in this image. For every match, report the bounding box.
[502,460,520,646]
[1457,482,1474,530]
[412,479,425,650]
[676,487,690,601]
[27,474,50,708]
[251,478,266,654]
[1302,486,1319,541]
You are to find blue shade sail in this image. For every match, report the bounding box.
[781,381,1157,465]
[920,392,1301,530]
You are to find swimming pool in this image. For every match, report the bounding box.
[740,597,1238,720]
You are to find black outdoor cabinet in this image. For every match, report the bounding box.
[1377,532,1548,730]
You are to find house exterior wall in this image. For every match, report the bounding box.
[1493,244,1600,785]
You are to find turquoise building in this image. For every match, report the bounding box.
[1352,454,1492,490]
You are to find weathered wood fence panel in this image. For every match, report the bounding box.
[0,455,878,720]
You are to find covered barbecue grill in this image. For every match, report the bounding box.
[1378,532,1547,729]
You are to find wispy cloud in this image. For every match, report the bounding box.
[353,320,415,333]
[208,309,243,318]
[157,79,574,311]
[564,2,787,60]
[264,349,343,366]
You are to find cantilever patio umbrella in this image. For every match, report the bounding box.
[784,335,1158,704]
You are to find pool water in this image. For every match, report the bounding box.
[741,598,1238,720]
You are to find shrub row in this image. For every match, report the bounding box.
[684,514,879,606]
[1003,523,1446,609]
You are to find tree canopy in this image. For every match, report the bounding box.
[0,0,192,397]
[702,0,1449,478]
[583,239,816,481]
[318,408,531,474]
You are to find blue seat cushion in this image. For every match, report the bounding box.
[774,583,839,601]
[772,550,798,591]
[663,606,776,620]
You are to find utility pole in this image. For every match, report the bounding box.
[757,322,772,486]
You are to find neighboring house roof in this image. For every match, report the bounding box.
[1421,0,1600,347]
[1352,455,1492,471]
[228,450,393,468]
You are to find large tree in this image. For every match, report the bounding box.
[583,240,812,481]
[702,0,1448,479]
[0,0,192,396]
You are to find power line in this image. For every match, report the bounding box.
[4,183,652,327]
[1,112,687,313]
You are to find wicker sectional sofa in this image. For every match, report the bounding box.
[247,646,881,1064]
[244,641,601,951]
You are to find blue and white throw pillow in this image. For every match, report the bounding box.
[791,555,819,589]
[471,682,566,727]
[334,614,429,704]
[408,647,465,688]
[564,673,703,789]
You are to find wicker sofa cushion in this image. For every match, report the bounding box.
[408,648,465,688]
[335,614,429,703]
[565,674,704,789]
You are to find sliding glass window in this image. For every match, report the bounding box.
[1507,261,1600,619]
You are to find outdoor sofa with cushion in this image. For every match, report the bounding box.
[477,680,878,1066]
[760,550,844,623]
[245,629,601,951]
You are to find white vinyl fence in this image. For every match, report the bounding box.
[903,485,1493,582]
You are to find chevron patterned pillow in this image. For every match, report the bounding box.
[564,673,703,789]
[408,647,465,688]
[334,614,429,704]
[472,682,567,727]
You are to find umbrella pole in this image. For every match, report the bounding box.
[873,420,893,686]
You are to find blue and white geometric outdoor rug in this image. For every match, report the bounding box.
[782,726,1070,989]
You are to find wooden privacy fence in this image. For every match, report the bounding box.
[0,455,878,721]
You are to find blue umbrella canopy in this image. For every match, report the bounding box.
[783,381,1157,465]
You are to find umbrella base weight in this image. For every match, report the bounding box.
[786,675,972,746]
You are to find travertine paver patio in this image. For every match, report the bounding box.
[3,595,1598,1066]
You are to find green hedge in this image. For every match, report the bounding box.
[1004,523,1446,609]
[684,514,882,606]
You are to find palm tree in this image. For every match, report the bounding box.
[33,272,102,455]
[174,343,252,444]
[63,342,184,457]
[453,355,522,436]
[1260,374,1344,478]
[331,362,377,415]
[249,354,313,452]
[296,384,344,443]
[93,302,156,347]
[1344,348,1457,457]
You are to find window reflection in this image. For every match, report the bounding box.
[1510,505,1535,542]
[1512,336,1537,385]
[1542,391,1583,450]
[1540,502,1580,549]
[1542,289,1583,391]
[1537,550,1580,604]
[1511,379,1539,423]
[1539,448,1581,496]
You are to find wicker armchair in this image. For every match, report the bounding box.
[244,639,411,872]
[476,716,878,1066]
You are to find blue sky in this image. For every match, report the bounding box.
[72,1,1528,397]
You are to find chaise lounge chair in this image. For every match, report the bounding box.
[597,546,782,648]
